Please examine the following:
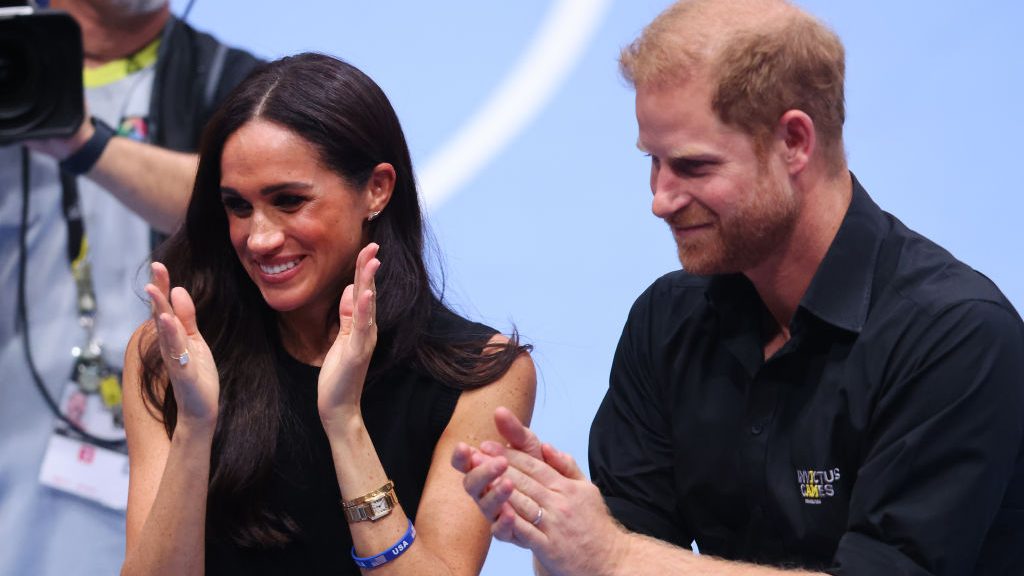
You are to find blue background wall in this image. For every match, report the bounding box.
[171,1,1024,573]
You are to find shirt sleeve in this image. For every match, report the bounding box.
[589,282,692,549]
[830,300,1024,575]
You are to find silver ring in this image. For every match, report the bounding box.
[170,349,189,367]
[531,507,544,526]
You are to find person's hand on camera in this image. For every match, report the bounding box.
[24,108,96,161]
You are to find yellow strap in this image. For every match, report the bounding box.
[71,236,89,271]
[83,36,161,88]
[100,374,123,409]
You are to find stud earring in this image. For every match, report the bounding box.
[367,210,382,222]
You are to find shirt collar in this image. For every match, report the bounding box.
[798,172,889,333]
[707,173,889,336]
[83,36,161,89]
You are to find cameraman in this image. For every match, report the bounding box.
[0,1,260,574]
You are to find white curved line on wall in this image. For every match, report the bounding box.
[418,0,613,211]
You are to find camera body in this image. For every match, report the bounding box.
[0,5,84,145]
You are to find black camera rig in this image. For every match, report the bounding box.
[0,1,83,144]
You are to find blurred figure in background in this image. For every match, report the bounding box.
[0,1,260,574]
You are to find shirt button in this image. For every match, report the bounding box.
[750,422,764,435]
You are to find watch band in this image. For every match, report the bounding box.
[342,480,397,522]
[60,117,116,176]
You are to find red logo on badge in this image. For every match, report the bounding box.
[78,444,96,464]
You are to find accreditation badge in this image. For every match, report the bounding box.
[38,380,129,511]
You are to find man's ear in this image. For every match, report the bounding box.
[775,110,815,176]
[367,162,396,214]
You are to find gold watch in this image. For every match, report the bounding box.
[342,480,397,522]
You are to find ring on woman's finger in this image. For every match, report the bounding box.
[531,507,544,526]
[170,349,190,367]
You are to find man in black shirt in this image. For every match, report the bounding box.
[453,0,1024,574]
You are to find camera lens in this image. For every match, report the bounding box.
[0,10,81,143]
[0,38,39,121]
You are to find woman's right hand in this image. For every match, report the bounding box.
[144,262,220,429]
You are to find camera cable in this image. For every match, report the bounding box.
[17,147,127,450]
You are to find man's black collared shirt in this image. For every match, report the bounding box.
[589,176,1024,575]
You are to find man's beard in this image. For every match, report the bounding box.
[674,172,798,276]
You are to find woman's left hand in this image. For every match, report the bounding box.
[317,242,380,429]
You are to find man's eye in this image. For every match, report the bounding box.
[221,196,252,216]
[670,159,712,177]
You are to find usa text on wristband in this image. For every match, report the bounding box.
[351,519,416,569]
[60,117,116,176]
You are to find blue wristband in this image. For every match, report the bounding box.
[351,519,416,569]
[59,117,116,176]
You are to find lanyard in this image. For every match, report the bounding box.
[54,41,163,422]
[18,148,126,448]
[59,171,124,424]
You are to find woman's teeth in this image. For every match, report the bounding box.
[260,259,299,274]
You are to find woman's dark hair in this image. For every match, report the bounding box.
[139,53,529,546]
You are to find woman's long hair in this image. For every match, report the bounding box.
[138,53,529,546]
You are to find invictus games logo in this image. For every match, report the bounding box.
[796,467,841,505]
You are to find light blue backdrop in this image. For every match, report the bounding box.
[171,1,1024,574]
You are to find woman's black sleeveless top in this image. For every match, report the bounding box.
[205,312,495,574]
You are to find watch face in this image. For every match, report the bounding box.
[370,496,390,519]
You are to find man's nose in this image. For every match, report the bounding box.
[651,170,692,219]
